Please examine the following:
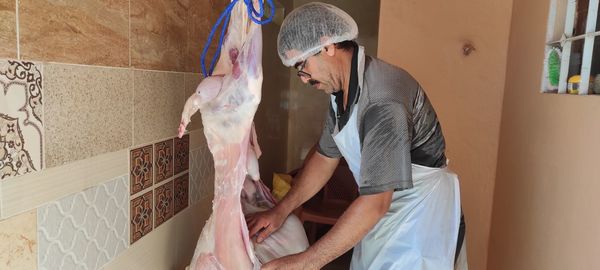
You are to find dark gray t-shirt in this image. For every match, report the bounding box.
[317,55,446,195]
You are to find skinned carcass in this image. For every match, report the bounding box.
[178,1,309,269]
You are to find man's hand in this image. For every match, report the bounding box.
[261,253,318,270]
[245,208,288,243]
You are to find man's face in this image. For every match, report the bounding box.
[292,48,340,95]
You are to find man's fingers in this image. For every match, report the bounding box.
[256,225,273,243]
[260,261,274,270]
[246,218,256,231]
[249,220,267,237]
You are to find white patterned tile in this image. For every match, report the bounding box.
[0,60,43,180]
[38,175,129,270]
[189,144,214,205]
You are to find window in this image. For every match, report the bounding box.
[542,0,600,95]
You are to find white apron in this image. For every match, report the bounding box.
[330,93,462,270]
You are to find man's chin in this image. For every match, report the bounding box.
[323,89,336,95]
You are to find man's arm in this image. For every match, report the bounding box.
[247,150,339,242]
[262,190,393,270]
[276,149,339,215]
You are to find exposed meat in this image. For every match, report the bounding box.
[178,2,308,269]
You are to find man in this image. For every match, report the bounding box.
[246,3,467,269]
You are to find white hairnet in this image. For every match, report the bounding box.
[277,2,358,67]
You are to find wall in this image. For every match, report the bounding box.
[0,0,225,268]
[254,0,294,186]
[286,0,381,171]
[377,0,514,269]
[487,0,600,268]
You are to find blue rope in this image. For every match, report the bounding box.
[201,0,275,77]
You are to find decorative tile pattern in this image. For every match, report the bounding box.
[174,134,189,175]
[189,144,214,204]
[0,210,36,269]
[133,70,184,145]
[130,190,153,244]
[130,145,153,195]
[44,63,133,168]
[0,0,17,58]
[19,0,129,66]
[154,139,173,184]
[0,60,43,180]
[154,180,173,228]
[173,173,189,215]
[37,175,129,270]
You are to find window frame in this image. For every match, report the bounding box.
[542,0,600,95]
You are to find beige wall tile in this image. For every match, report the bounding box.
[0,0,16,59]
[133,70,184,145]
[131,0,188,71]
[0,210,36,270]
[130,0,229,72]
[1,150,128,219]
[184,0,229,73]
[44,64,133,168]
[19,0,128,66]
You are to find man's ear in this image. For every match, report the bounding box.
[323,44,336,57]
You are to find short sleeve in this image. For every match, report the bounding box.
[317,105,343,158]
[358,102,413,195]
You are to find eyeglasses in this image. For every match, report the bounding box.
[294,51,321,80]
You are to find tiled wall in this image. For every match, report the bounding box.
[37,175,129,270]
[129,135,190,244]
[0,0,228,269]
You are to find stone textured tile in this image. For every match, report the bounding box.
[130,145,153,195]
[133,70,184,145]
[154,139,173,184]
[0,60,43,180]
[19,0,129,66]
[174,134,189,175]
[173,173,189,215]
[154,180,173,228]
[0,0,17,58]
[184,0,229,73]
[130,0,188,71]
[189,144,214,204]
[0,210,37,270]
[130,0,228,72]
[44,64,133,168]
[37,175,129,270]
[184,73,203,131]
[130,190,153,244]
